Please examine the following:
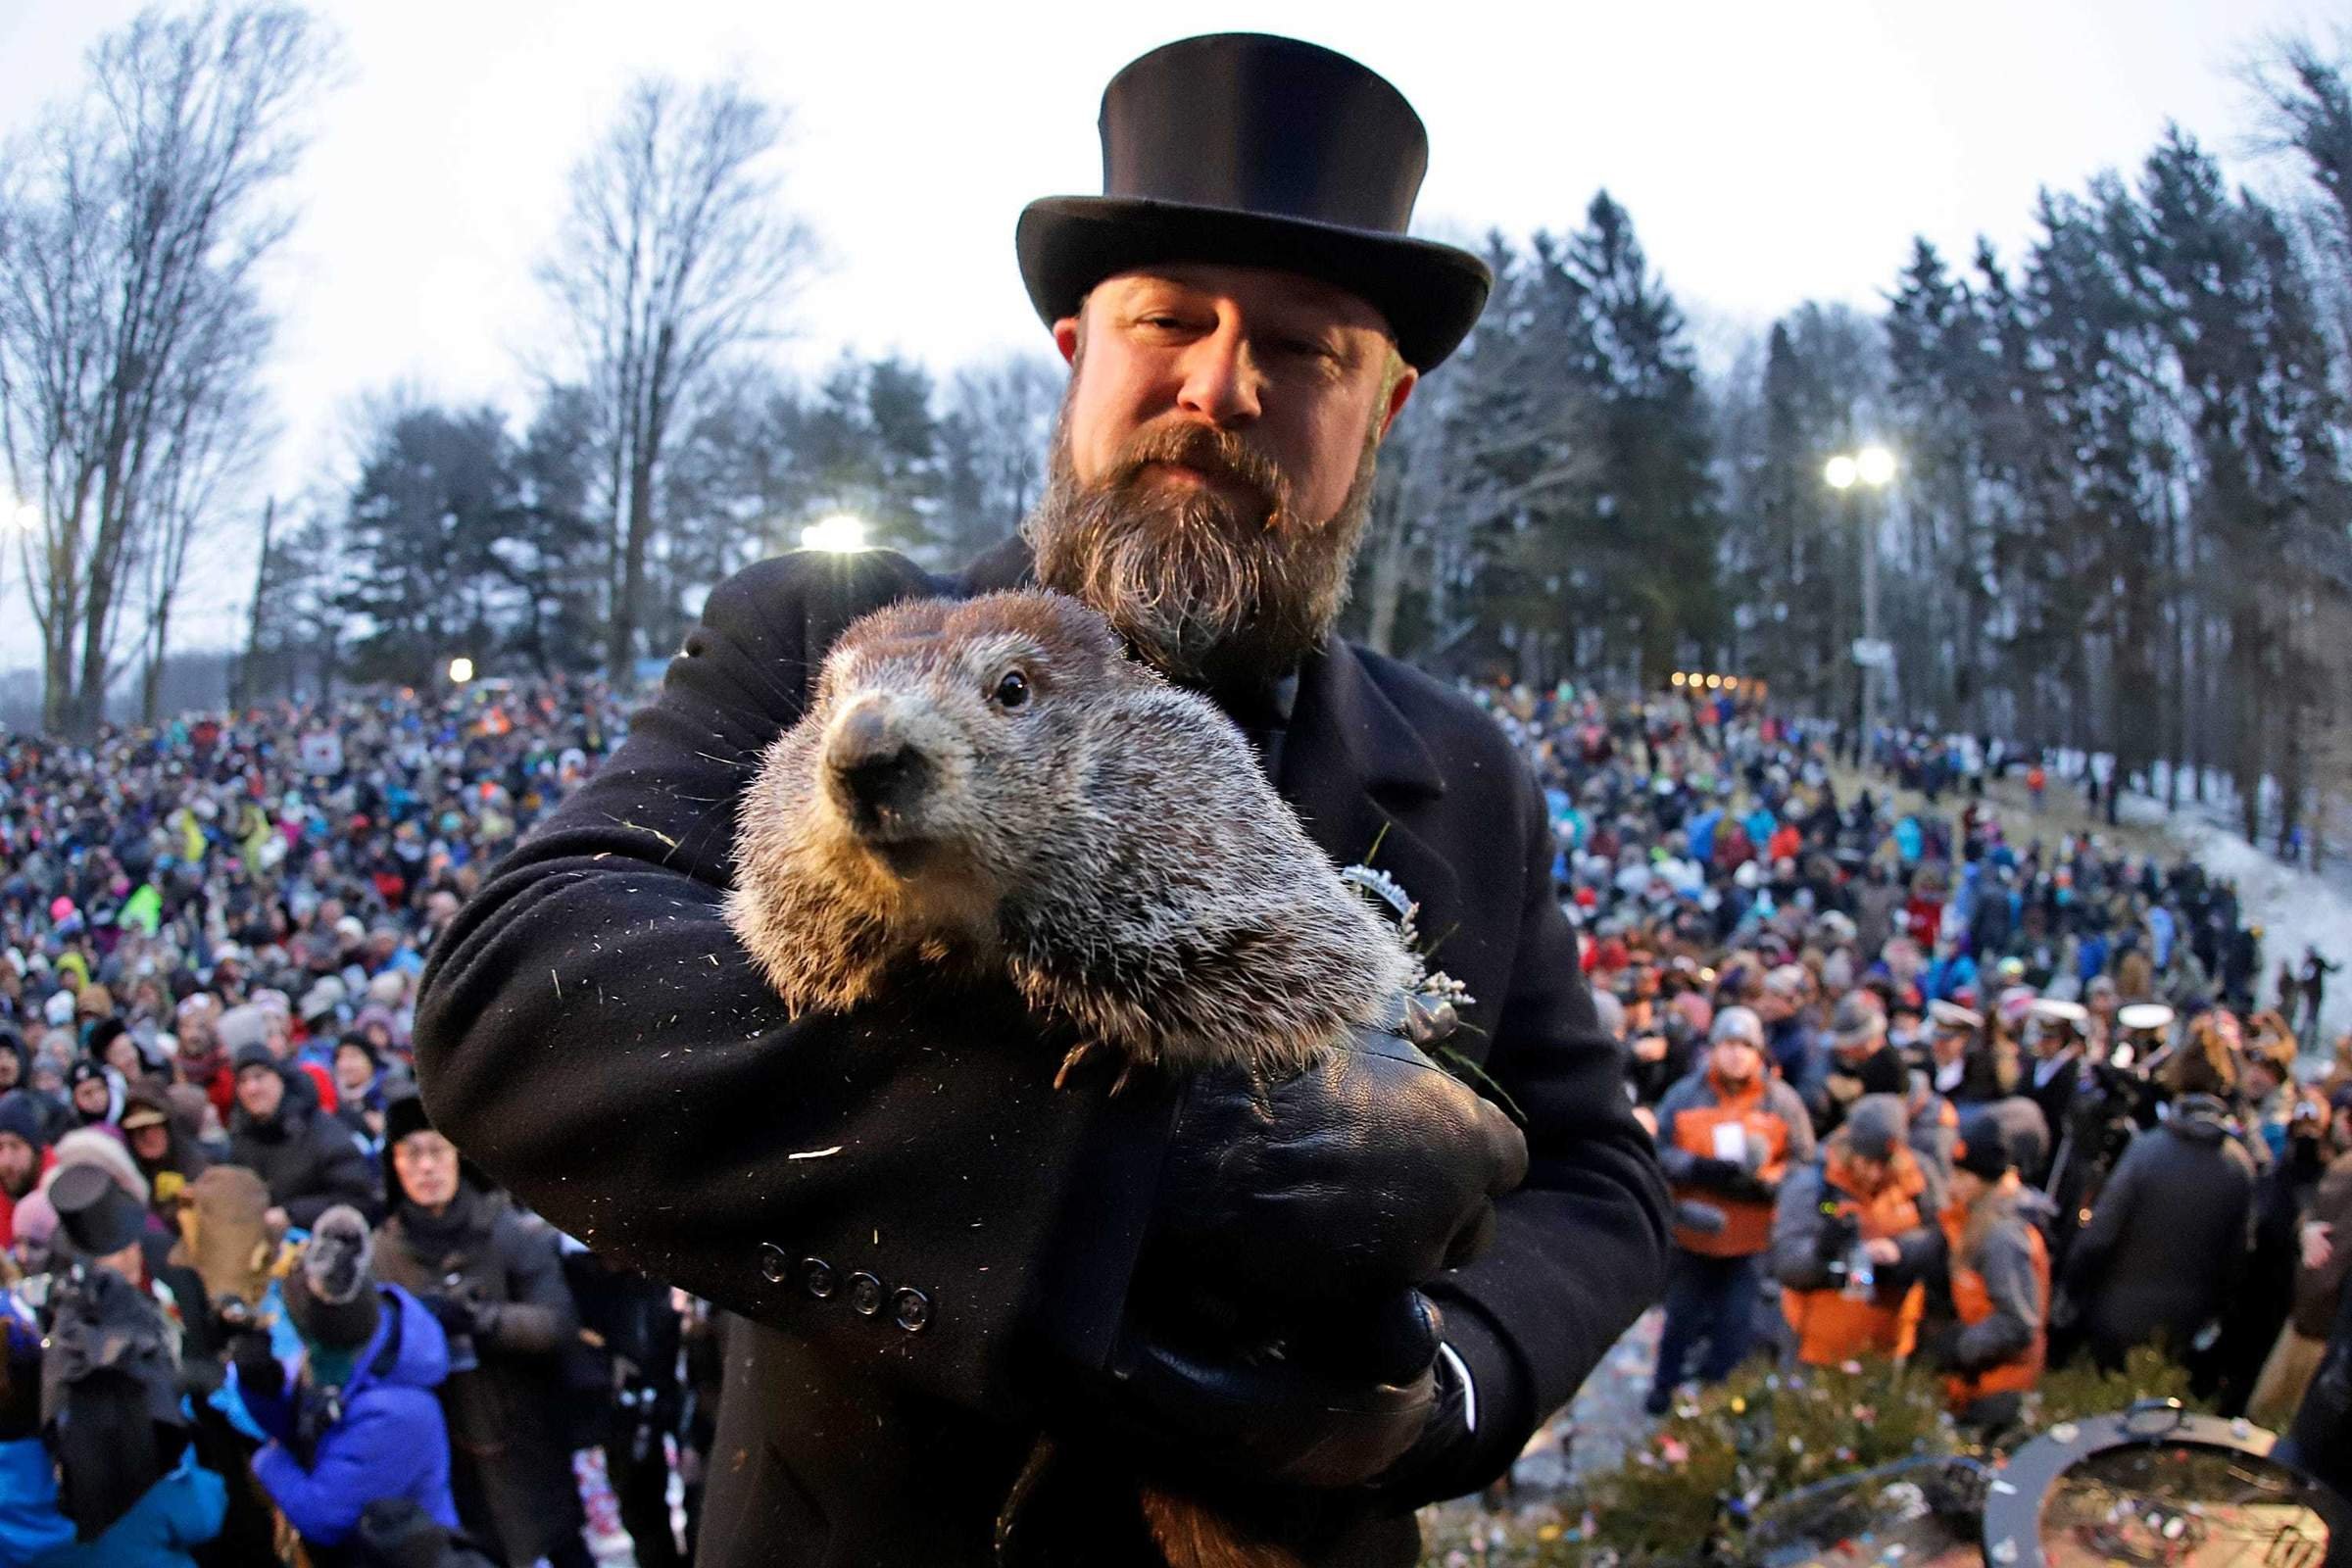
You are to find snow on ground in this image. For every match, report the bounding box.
[2152,807,2352,1046]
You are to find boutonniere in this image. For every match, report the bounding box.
[1341,858,1523,1125]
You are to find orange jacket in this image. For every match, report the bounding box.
[1937,1198,2048,1408]
[1777,1146,1930,1365]
[1659,1071,1810,1256]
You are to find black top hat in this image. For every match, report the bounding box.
[51,1162,146,1258]
[1017,33,1492,369]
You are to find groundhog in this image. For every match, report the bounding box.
[726,587,1429,1568]
[726,586,1415,1080]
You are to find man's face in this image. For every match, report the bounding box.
[129,1123,169,1163]
[1710,1038,1762,1086]
[394,1130,461,1210]
[235,1063,282,1121]
[0,1052,20,1092]
[0,1134,33,1197]
[1027,264,1414,684]
[335,1046,373,1094]
[1932,1026,1970,1065]
[72,1077,110,1117]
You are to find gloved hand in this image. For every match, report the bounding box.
[1684,1155,1743,1190]
[421,1292,500,1344]
[229,1330,283,1403]
[1091,1287,1447,1490]
[1148,1028,1528,1312]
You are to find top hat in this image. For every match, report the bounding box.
[51,1162,146,1258]
[1016,33,1492,369]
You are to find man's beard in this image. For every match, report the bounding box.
[1023,403,1383,688]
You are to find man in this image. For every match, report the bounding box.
[1772,1095,1938,1367]
[225,1046,376,1234]
[1820,993,1906,1138]
[2025,998,2091,1153]
[1925,1000,2012,1103]
[415,34,1664,1568]
[1647,1007,1813,1413]
[1917,1136,2047,1432]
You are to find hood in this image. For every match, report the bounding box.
[2166,1094,2232,1144]
[353,1284,450,1395]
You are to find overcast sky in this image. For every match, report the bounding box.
[0,0,2340,662]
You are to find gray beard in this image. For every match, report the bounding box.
[1021,410,1381,688]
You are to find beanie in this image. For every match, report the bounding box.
[1954,1135,2013,1183]
[1841,1094,1909,1162]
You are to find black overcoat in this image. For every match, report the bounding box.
[413,541,1667,1568]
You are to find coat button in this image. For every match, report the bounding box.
[892,1287,932,1335]
[800,1258,836,1299]
[846,1271,884,1317]
[758,1244,790,1285]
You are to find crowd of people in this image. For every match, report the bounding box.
[1481,680,2352,1494]
[0,681,725,1568]
[0,669,2347,1563]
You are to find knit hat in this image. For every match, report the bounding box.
[231,1042,279,1077]
[284,1205,380,1352]
[1832,993,1884,1050]
[1841,1094,1909,1161]
[1953,1135,2013,1183]
[215,1004,270,1055]
[0,1091,50,1152]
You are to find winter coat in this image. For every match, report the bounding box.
[0,1435,75,1563]
[37,1450,226,1568]
[249,1284,460,1550]
[225,1091,376,1231]
[413,539,1670,1568]
[1923,1190,2046,1415]
[1773,1146,1938,1364]
[372,1188,586,1566]
[1654,1068,1814,1256]
[2064,1096,2256,1354]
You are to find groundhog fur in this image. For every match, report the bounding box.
[725,587,1414,1079]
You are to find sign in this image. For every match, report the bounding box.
[298,731,343,775]
[1849,638,1894,669]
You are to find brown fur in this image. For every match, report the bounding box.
[727,588,1417,1568]
[727,589,1413,1078]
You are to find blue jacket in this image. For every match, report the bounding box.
[37,1453,225,1568]
[0,1437,74,1566]
[0,1437,227,1568]
[249,1284,459,1548]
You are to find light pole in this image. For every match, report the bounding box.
[1826,445,1896,764]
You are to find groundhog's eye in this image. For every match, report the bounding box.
[990,669,1030,710]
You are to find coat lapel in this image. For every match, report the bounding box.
[1279,642,1460,968]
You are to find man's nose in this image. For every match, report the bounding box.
[1175,321,1262,426]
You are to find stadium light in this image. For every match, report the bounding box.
[1856,445,1897,487]
[447,656,475,686]
[801,514,871,553]
[1824,454,1859,491]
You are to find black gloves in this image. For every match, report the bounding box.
[422,1292,500,1345]
[1097,1289,1445,1490]
[1063,1026,1525,1494]
[1148,1028,1529,1312]
[229,1330,283,1403]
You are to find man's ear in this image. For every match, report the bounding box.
[1053,317,1082,366]
[1380,363,1418,438]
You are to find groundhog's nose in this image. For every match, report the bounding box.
[826,701,930,830]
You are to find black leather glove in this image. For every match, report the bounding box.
[1685,1155,1742,1189]
[229,1330,283,1404]
[1149,1028,1528,1313]
[1093,1287,1446,1490]
[420,1292,494,1344]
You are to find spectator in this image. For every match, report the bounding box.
[1773,1095,1938,1367]
[245,1206,462,1559]
[225,1047,376,1233]
[1647,1006,1814,1413]
[2064,1086,2257,1371]
[373,1097,593,1568]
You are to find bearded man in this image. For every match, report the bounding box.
[416,34,1664,1568]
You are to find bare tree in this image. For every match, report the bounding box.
[0,3,328,736]
[539,77,814,681]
